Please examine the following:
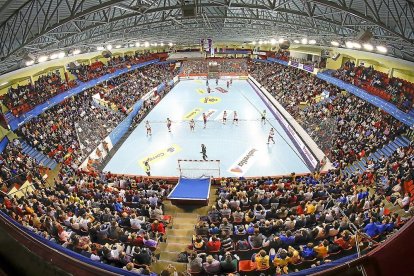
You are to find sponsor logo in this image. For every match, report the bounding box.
[195,80,203,84]
[139,144,182,169]
[183,107,203,120]
[196,88,206,94]
[199,96,221,104]
[228,148,259,176]
[215,87,228,93]
[197,109,217,120]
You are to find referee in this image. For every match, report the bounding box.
[144,160,151,176]
[200,144,208,161]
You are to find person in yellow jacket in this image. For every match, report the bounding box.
[314,240,329,259]
[273,250,289,268]
[255,249,270,270]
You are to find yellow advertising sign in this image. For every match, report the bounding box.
[196,88,206,94]
[139,144,182,169]
[199,96,221,104]
[183,107,203,120]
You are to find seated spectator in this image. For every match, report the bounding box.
[188,253,203,273]
[206,235,221,252]
[220,252,238,273]
[255,249,270,270]
[203,255,221,274]
[300,243,316,260]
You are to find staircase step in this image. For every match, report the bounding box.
[166,235,191,244]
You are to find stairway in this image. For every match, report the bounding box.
[151,187,218,274]
[343,135,411,176]
[20,140,58,170]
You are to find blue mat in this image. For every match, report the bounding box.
[168,177,211,200]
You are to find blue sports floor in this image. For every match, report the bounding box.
[103,79,310,177]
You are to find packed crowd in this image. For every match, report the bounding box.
[18,89,125,166]
[0,140,46,191]
[333,61,414,111]
[2,73,77,116]
[99,64,177,112]
[187,160,412,274]
[180,59,248,75]
[72,54,158,82]
[0,166,173,274]
[249,61,406,167]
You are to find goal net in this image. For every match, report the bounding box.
[178,159,221,178]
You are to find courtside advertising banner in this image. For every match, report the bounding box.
[228,148,259,176]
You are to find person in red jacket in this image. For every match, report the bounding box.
[206,235,221,252]
[150,220,165,235]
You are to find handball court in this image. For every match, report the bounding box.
[103,79,310,177]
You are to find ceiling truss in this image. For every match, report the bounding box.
[0,0,413,73]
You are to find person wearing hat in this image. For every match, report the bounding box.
[203,255,220,274]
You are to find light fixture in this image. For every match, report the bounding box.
[301,38,308,44]
[345,41,354,48]
[25,60,34,66]
[154,43,158,46]
[144,41,150,47]
[270,39,276,45]
[38,56,48,63]
[73,49,81,55]
[115,45,122,49]
[160,42,164,46]
[168,42,173,47]
[309,39,316,44]
[0,81,8,86]
[363,43,373,51]
[294,40,300,44]
[252,41,257,45]
[50,53,58,60]
[331,41,339,46]
[278,38,285,43]
[106,45,112,50]
[135,42,140,47]
[129,43,135,47]
[258,40,263,45]
[353,42,361,49]
[97,46,105,50]
[376,45,387,53]
[58,52,66,58]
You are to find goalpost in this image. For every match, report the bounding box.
[178,159,221,178]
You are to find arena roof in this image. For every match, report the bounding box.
[0,0,413,73]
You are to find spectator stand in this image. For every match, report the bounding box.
[5,59,160,131]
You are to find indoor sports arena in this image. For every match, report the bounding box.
[0,1,413,276]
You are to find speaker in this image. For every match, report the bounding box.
[356,30,373,43]
[182,5,196,17]
[279,40,290,50]
[102,50,112,58]
[332,52,341,61]
[321,49,330,58]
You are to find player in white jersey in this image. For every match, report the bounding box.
[222,110,227,124]
[166,118,172,132]
[261,110,267,125]
[189,119,195,131]
[145,120,152,136]
[267,128,275,144]
[233,111,238,125]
